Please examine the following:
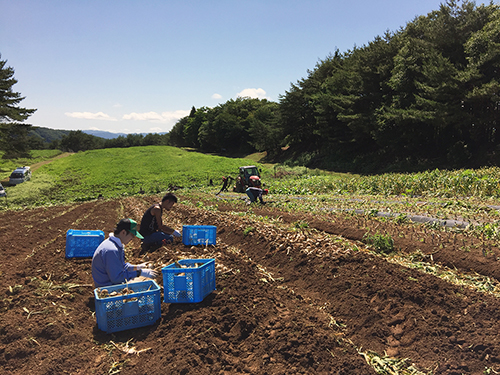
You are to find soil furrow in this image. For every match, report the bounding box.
[1,195,500,374]
[170,199,500,373]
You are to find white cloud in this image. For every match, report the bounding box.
[65,111,117,121]
[212,93,222,99]
[122,110,190,123]
[122,112,163,122]
[236,88,270,100]
[64,109,190,133]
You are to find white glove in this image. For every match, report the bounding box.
[173,230,181,237]
[140,269,157,278]
[136,262,150,270]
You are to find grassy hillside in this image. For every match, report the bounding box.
[0,146,269,208]
[2,145,500,212]
[0,149,63,179]
[29,126,70,143]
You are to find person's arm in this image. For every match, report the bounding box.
[152,205,176,234]
[126,262,155,278]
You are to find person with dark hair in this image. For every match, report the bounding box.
[91,218,157,287]
[139,192,181,252]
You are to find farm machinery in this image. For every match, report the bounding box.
[233,165,262,193]
[216,165,265,195]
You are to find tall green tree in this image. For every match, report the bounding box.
[183,106,208,148]
[168,116,189,147]
[375,37,460,159]
[462,6,500,155]
[314,39,396,157]
[247,101,281,156]
[311,52,355,153]
[0,55,37,158]
[279,59,332,151]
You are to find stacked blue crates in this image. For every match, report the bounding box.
[182,225,216,246]
[65,229,105,258]
[94,280,161,333]
[162,259,216,303]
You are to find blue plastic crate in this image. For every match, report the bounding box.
[65,229,105,258]
[182,225,216,246]
[162,259,216,303]
[94,280,161,333]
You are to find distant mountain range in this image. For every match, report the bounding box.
[82,129,129,139]
[29,126,157,143]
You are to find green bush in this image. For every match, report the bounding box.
[362,232,395,254]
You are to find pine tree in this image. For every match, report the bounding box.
[0,54,37,158]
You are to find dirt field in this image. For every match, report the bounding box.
[2,193,500,374]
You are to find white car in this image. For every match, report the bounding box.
[9,166,31,185]
[0,183,6,197]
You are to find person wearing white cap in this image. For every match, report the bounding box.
[92,218,157,287]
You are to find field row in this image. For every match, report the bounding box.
[167,196,500,374]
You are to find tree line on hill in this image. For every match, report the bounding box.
[41,130,171,152]
[172,1,500,172]
[1,1,499,173]
[280,0,500,172]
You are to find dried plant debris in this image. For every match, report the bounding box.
[97,287,135,299]
[111,339,151,355]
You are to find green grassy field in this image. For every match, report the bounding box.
[0,149,63,180]
[0,146,271,208]
[2,146,500,213]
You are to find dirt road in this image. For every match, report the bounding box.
[29,152,73,172]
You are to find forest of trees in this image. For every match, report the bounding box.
[52,130,171,153]
[276,0,500,172]
[2,1,500,173]
[170,0,500,172]
[168,99,280,156]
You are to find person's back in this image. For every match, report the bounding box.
[92,236,122,287]
[139,204,161,238]
[92,219,156,287]
[139,193,181,252]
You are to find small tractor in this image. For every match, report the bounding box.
[233,165,262,193]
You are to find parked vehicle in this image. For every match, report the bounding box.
[9,166,31,185]
[0,183,6,197]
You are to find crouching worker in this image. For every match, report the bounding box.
[246,187,268,204]
[92,218,158,288]
[139,192,182,253]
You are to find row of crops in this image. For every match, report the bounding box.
[268,167,500,199]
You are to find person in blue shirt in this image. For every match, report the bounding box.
[92,218,157,288]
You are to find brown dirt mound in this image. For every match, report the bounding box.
[1,194,500,374]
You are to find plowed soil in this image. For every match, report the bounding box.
[1,193,500,374]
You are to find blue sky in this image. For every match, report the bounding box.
[1,0,457,134]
